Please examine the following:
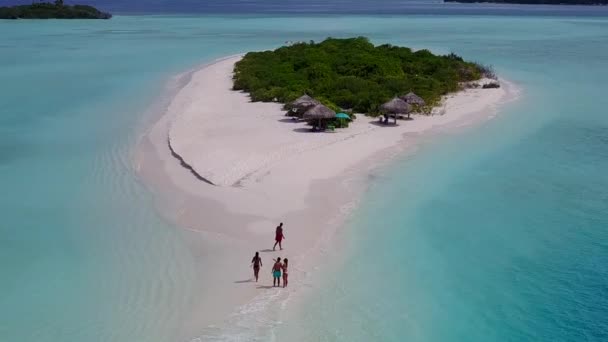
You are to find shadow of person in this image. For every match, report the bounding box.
[256,285,275,289]
[234,279,253,284]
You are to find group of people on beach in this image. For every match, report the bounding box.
[250,222,289,288]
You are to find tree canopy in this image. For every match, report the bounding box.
[233,37,486,114]
[0,2,111,19]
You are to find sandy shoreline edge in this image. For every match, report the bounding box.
[134,55,520,339]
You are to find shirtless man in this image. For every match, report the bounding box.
[272,258,283,287]
[273,222,285,251]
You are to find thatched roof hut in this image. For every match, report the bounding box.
[288,95,321,117]
[292,94,320,109]
[303,104,335,120]
[400,92,426,106]
[380,97,412,124]
[303,104,335,129]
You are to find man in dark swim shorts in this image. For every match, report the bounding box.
[273,222,285,251]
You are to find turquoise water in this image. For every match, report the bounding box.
[0,17,266,342]
[1,14,608,342]
[277,17,608,342]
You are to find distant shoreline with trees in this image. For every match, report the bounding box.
[0,1,111,19]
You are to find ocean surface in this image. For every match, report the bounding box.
[4,0,608,16]
[1,8,608,342]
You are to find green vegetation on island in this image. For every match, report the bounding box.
[0,1,111,19]
[233,37,491,115]
[444,0,607,4]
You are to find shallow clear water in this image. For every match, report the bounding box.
[277,16,608,342]
[0,16,281,342]
[1,13,607,342]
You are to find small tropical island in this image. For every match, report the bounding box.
[233,37,495,116]
[0,1,111,19]
[163,37,509,187]
[444,0,607,4]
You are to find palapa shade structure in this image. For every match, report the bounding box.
[380,97,412,124]
[400,92,426,106]
[288,94,321,117]
[303,104,336,129]
[293,94,320,108]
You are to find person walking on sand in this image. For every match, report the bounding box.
[273,222,285,251]
[282,258,289,288]
[251,252,262,282]
[272,257,283,287]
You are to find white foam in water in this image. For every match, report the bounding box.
[190,286,292,341]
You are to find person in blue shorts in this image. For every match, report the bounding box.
[272,257,283,287]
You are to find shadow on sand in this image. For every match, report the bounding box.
[278,117,301,123]
[293,127,314,133]
[293,127,329,133]
[234,279,253,284]
[256,285,276,289]
[259,249,275,253]
[370,116,414,127]
[370,121,400,127]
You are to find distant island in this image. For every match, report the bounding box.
[444,0,607,4]
[0,1,111,19]
[233,37,493,114]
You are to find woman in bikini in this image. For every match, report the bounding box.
[282,258,289,288]
[251,252,262,282]
[272,257,282,287]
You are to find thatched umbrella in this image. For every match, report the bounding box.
[303,104,335,130]
[380,97,412,124]
[293,94,320,108]
[288,94,321,117]
[400,92,426,106]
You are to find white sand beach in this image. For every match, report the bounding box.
[134,55,518,338]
